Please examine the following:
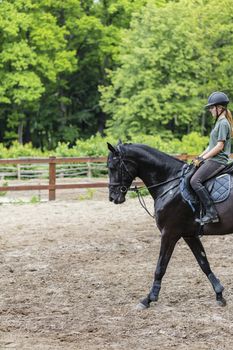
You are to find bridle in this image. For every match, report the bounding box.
[108,150,182,218]
[108,155,137,194]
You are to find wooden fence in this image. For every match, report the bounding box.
[0,154,201,200]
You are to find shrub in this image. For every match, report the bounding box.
[0,132,209,159]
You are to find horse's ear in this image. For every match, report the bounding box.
[107,142,117,153]
[117,139,122,145]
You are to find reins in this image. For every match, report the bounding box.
[128,175,181,219]
[130,174,182,191]
[131,187,155,219]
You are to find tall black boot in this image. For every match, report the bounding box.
[195,186,219,224]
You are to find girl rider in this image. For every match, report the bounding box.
[190,91,233,225]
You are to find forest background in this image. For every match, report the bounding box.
[0,0,232,157]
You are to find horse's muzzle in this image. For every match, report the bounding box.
[109,192,126,204]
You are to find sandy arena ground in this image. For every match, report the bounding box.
[1,189,233,349]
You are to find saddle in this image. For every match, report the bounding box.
[180,163,233,211]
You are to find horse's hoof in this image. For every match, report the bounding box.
[217,298,227,307]
[135,302,149,310]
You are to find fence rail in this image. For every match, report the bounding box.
[0,156,108,200]
[0,154,222,200]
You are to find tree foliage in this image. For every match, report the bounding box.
[101,0,233,138]
[0,0,233,149]
[0,0,77,146]
[0,0,151,147]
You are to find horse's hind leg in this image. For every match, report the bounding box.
[183,236,226,306]
[137,232,180,310]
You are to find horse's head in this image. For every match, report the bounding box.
[107,142,137,204]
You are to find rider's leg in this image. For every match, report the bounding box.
[194,186,219,224]
[190,160,225,224]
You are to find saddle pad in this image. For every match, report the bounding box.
[208,174,231,202]
[180,173,231,204]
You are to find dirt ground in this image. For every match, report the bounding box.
[1,189,233,350]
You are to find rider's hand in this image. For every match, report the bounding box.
[193,156,205,167]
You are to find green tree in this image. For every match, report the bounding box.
[59,0,151,141]
[100,0,233,138]
[0,0,166,147]
[0,0,76,145]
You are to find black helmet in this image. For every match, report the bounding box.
[205,91,229,108]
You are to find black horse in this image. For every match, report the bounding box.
[107,142,233,309]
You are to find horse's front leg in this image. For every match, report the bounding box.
[183,236,226,306]
[137,231,180,310]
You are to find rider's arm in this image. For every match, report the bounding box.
[202,141,225,160]
[199,147,210,158]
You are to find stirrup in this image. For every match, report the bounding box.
[195,215,219,225]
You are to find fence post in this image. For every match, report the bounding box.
[87,161,92,179]
[17,164,21,180]
[49,156,56,201]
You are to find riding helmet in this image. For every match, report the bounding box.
[205,91,229,108]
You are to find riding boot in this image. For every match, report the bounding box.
[195,186,219,224]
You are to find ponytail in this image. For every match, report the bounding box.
[215,105,233,136]
[225,109,233,137]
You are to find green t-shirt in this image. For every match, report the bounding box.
[208,117,232,164]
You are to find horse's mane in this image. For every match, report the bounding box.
[123,143,184,168]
